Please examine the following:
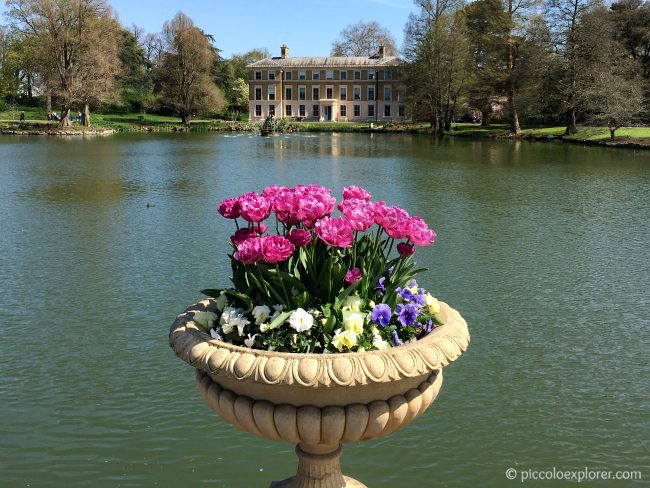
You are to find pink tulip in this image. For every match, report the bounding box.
[314,216,354,248]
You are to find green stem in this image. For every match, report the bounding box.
[276,264,291,307]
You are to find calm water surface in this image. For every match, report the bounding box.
[1,133,648,487]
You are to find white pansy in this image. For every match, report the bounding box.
[219,307,247,335]
[343,312,364,335]
[220,307,240,326]
[252,305,271,325]
[372,335,390,350]
[259,323,271,332]
[235,316,251,336]
[215,294,228,312]
[193,311,217,329]
[270,304,284,320]
[289,308,314,332]
[244,333,258,348]
[209,328,223,341]
[342,295,362,312]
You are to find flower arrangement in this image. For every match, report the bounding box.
[197,184,443,353]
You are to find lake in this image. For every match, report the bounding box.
[1,132,648,487]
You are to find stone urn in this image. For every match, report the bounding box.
[169,298,470,487]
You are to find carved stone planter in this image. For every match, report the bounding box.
[169,298,469,487]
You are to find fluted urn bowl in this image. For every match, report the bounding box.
[169,298,470,487]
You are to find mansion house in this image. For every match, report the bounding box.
[247,45,405,122]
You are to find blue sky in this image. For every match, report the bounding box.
[1,0,415,58]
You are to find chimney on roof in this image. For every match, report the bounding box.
[281,44,289,59]
[378,45,386,58]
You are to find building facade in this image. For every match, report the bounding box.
[247,45,406,122]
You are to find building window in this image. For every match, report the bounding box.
[285,87,292,100]
[299,70,306,80]
[340,105,347,117]
[285,71,292,80]
[269,105,275,116]
[312,87,319,100]
[326,70,333,80]
[340,70,347,80]
[368,87,375,101]
[353,86,361,100]
[354,70,361,80]
[255,71,261,80]
[286,105,292,117]
[312,71,320,80]
[326,86,333,99]
[353,105,360,117]
[368,105,375,117]
[384,105,391,117]
[268,71,275,80]
[384,86,392,101]
[255,105,262,116]
[368,70,375,80]
[340,86,347,100]
[397,90,405,102]
[312,105,320,117]
[255,87,262,100]
[299,104,306,117]
[384,70,392,80]
[268,86,276,101]
[398,105,405,117]
[299,86,306,100]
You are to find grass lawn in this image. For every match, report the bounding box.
[2,103,650,146]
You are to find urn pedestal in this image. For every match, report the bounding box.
[170,299,469,487]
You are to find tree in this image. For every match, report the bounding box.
[331,21,397,56]
[6,0,121,127]
[547,0,601,134]
[403,0,473,132]
[118,28,153,112]
[574,5,644,139]
[156,12,224,124]
[463,0,510,125]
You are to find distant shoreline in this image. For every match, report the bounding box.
[2,120,649,150]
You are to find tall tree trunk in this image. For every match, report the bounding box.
[509,94,521,135]
[181,113,190,125]
[507,1,521,136]
[83,103,91,127]
[58,105,72,127]
[481,109,490,126]
[610,127,616,140]
[46,92,52,113]
[565,108,577,135]
[27,74,33,100]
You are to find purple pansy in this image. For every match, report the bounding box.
[391,330,403,346]
[396,303,420,326]
[370,303,392,327]
[396,286,413,302]
[375,276,386,296]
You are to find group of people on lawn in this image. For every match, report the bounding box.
[46,111,84,123]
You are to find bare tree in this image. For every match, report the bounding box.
[142,33,165,70]
[547,0,601,134]
[403,0,472,132]
[157,12,224,124]
[331,20,397,56]
[575,5,644,139]
[6,0,121,127]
